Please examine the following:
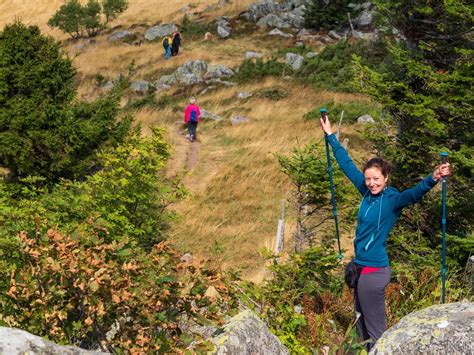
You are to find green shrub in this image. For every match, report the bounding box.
[255,86,289,101]
[0,22,131,183]
[102,0,128,25]
[48,0,84,38]
[234,58,291,83]
[48,0,128,38]
[298,39,389,92]
[126,94,180,111]
[304,0,358,30]
[180,14,210,39]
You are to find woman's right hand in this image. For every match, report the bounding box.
[320,114,333,135]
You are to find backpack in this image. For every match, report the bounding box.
[189,108,198,123]
[162,37,169,48]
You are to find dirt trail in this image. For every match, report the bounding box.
[186,140,200,171]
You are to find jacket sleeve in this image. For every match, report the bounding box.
[393,175,438,210]
[184,106,190,123]
[326,133,366,194]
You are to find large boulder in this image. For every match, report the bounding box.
[211,310,289,354]
[144,23,177,41]
[246,0,279,22]
[245,51,264,60]
[256,14,290,29]
[0,327,108,354]
[129,80,151,93]
[108,30,136,43]
[285,52,304,70]
[205,64,235,79]
[370,302,474,354]
[174,60,208,84]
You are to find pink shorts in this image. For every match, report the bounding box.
[361,266,382,275]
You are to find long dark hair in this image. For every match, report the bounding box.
[362,157,392,177]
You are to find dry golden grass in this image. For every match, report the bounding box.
[151,78,369,281]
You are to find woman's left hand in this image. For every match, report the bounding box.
[433,163,451,181]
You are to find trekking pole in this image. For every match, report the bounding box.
[321,108,343,260]
[440,152,449,303]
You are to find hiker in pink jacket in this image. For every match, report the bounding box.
[184,97,201,142]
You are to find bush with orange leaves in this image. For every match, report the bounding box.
[6,224,233,353]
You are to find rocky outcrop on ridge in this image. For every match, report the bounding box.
[0,327,108,354]
[211,309,289,354]
[370,302,474,354]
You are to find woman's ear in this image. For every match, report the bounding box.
[384,175,389,184]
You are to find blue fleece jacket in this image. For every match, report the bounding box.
[327,134,438,267]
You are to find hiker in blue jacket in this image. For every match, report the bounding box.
[320,114,450,349]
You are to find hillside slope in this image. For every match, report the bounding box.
[1,0,370,281]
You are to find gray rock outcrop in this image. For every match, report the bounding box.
[217,25,231,38]
[237,92,253,99]
[370,302,474,354]
[201,109,224,121]
[268,28,294,38]
[285,52,304,70]
[130,80,151,93]
[357,114,375,124]
[108,30,136,43]
[212,310,289,354]
[246,0,306,29]
[205,64,235,79]
[144,23,178,41]
[245,51,264,60]
[0,327,108,354]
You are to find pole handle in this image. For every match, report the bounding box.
[320,108,328,123]
[440,152,449,177]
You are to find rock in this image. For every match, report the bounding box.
[230,115,249,125]
[295,41,304,47]
[256,14,290,29]
[371,302,474,354]
[217,25,231,38]
[154,83,171,92]
[0,327,108,354]
[353,30,376,41]
[297,28,313,37]
[279,11,305,28]
[130,80,151,93]
[357,114,375,124]
[328,30,342,40]
[144,23,178,41]
[306,51,318,59]
[285,52,304,70]
[246,0,279,22]
[101,80,114,92]
[180,253,193,264]
[205,78,236,87]
[154,74,177,86]
[174,60,208,84]
[108,30,136,42]
[201,109,224,121]
[268,28,294,38]
[237,92,253,99]
[205,64,235,79]
[245,51,263,60]
[356,9,373,27]
[211,310,289,354]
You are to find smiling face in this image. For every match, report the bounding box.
[364,167,388,195]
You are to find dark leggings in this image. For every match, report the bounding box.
[187,122,197,139]
[354,266,391,350]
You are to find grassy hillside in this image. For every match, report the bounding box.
[1,0,372,281]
